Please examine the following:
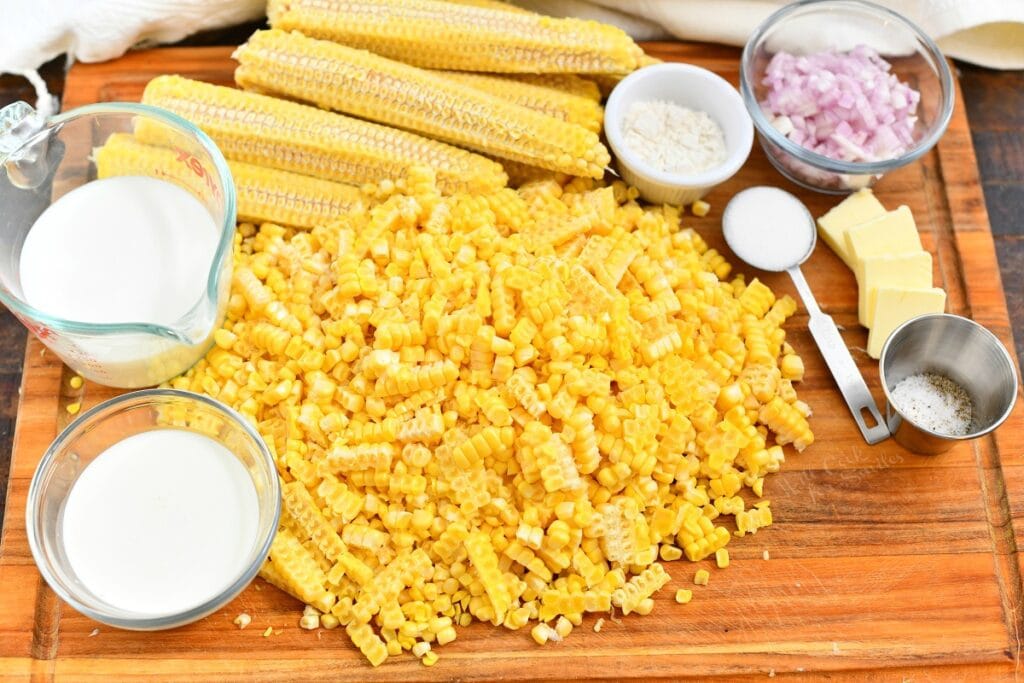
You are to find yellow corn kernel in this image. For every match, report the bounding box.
[780,354,805,381]
[715,548,730,569]
[659,545,683,562]
[691,199,710,217]
[422,651,439,666]
[531,623,553,645]
[675,589,693,604]
[694,569,710,586]
[234,613,252,629]
[66,402,81,415]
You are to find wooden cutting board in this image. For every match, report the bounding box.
[2,43,1023,681]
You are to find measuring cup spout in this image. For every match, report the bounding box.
[165,296,221,347]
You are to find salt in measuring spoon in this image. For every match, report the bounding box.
[722,186,890,445]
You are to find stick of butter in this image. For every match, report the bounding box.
[844,206,922,282]
[866,286,946,358]
[817,189,886,269]
[859,251,933,328]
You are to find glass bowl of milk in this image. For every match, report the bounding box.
[26,389,280,630]
[0,100,236,388]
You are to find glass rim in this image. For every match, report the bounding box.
[739,0,956,175]
[0,102,237,340]
[25,388,279,630]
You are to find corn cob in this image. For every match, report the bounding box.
[139,75,507,195]
[446,0,530,13]
[492,156,567,187]
[265,0,643,74]
[234,30,610,178]
[505,73,602,103]
[435,70,603,132]
[94,133,367,229]
[593,53,664,97]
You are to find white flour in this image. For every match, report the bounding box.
[621,100,727,176]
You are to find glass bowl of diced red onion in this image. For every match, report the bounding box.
[740,0,954,193]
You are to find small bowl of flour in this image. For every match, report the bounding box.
[605,63,754,205]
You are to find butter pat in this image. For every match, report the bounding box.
[858,251,933,327]
[844,205,922,281]
[817,189,886,269]
[866,287,946,358]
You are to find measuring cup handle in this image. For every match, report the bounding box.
[0,101,45,157]
[807,312,891,445]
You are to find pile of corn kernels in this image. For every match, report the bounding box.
[171,167,813,666]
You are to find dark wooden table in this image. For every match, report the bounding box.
[0,43,1021,532]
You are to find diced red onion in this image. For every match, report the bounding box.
[760,46,921,163]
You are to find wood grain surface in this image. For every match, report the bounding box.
[1,43,1022,680]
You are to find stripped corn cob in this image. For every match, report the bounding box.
[266,0,643,74]
[446,0,531,12]
[493,157,567,187]
[139,75,507,195]
[94,133,366,229]
[436,70,604,132]
[593,53,665,97]
[505,73,602,103]
[234,30,610,178]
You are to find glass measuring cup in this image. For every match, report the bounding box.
[0,101,236,388]
[723,186,890,445]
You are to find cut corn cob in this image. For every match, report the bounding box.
[94,133,367,229]
[435,70,604,132]
[234,30,610,178]
[593,53,664,97]
[505,73,602,103]
[266,0,643,74]
[492,156,567,187]
[139,75,507,195]
[446,0,531,13]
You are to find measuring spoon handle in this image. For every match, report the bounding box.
[807,313,890,444]
[787,268,890,445]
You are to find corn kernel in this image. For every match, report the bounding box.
[299,614,319,630]
[675,589,693,604]
[234,613,251,629]
[691,199,711,217]
[530,623,552,645]
[593,617,604,633]
[412,641,431,658]
[715,548,730,569]
[68,375,84,389]
[422,651,439,666]
[66,402,81,415]
[659,545,683,561]
[694,569,710,586]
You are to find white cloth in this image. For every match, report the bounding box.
[0,0,265,115]
[522,0,1024,70]
[1,0,1022,116]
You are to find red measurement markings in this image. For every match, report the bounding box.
[173,146,222,201]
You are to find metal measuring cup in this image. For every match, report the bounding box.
[879,313,1018,454]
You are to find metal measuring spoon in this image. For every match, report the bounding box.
[723,187,890,445]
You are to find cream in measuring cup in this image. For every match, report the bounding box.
[0,101,235,388]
